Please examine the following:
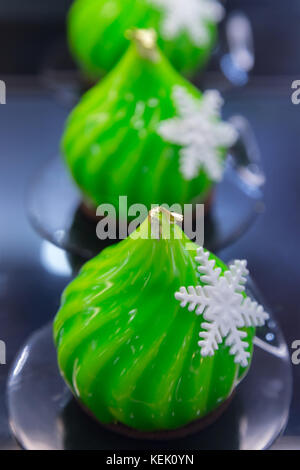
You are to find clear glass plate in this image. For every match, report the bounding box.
[7,281,292,450]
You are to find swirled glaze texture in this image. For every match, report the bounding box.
[68,0,218,78]
[54,215,254,431]
[62,41,228,216]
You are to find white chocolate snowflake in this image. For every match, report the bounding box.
[175,248,269,367]
[158,86,238,181]
[149,0,224,46]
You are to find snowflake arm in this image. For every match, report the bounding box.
[224,260,249,293]
[198,321,223,356]
[172,85,200,117]
[195,247,222,286]
[179,146,201,181]
[213,122,239,148]
[239,297,270,328]
[200,90,224,118]
[158,118,188,147]
[201,0,225,23]
[175,285,209,316]
[225,327,250,368]
[149,0,224,46]
[198,295,251,366]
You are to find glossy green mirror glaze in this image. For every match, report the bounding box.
[62,33,235,217]
[68,0,223,79]
[54,211,254,432]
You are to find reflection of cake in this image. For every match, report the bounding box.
[62,30,237,219]
[68,0,225,78]
[54,208,268,437]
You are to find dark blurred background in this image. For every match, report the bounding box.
[0,0,300,450]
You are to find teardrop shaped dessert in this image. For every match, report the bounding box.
[68,0,225,79]
[54,208,268,438]
[62,29,238,219]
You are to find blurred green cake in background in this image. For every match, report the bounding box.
[62,29,237,218]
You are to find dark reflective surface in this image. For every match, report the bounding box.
[1,0,300,450]
[7,280,292,450]
[1,82,300,450]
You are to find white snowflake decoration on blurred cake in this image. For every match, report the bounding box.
[149,0,224,45]
[175,248,269,367]
[158,86,238,181]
